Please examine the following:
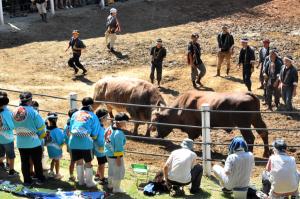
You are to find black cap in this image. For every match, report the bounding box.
[68,108,78,117]
[19,92,32,102]
[0,91,7,97]
[31,100,39,108]
[82,97,94,106]
[273,139,287,152]
[96,109,108,119]
[114,112,129,122]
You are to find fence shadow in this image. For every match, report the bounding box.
[0,0,271,49]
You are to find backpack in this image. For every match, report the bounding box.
[143,183,156,196]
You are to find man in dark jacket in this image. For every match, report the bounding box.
[237,38,255,91]
[216,26,234,76]
[187,33,206,88]
[263,49,283,110]
[66,30,87,75]
[279,56,298,111]
[150,38,167,88]
[105,8,121,53]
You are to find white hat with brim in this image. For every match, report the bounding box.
[110,8,117,14]
[284,56,294,62]
[180,138,194,151]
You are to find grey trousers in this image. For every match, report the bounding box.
[191,63,206,82]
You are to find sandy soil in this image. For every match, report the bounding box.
[0,0,300,176]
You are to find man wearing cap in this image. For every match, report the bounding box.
[257,39,270,90]
[69,97,102,188]
[279,56,298,111]
[105,8,121,53]
[237,38,255,91]
[262,139,300,198]
[66,30,87,75]
[216,26,234,76]
[212,136,254,194]
[0,92,18,177]
[263,49,283,110]
[187,33,206,88]
[105,112,128,193]
[12,92,46,185]
[163,138,203,195]
[150,38,167,88]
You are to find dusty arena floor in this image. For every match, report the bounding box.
[0,0,300,180]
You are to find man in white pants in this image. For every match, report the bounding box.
[212,136,254,194]
[33,0,48,22]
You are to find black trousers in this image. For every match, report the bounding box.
[68,53,85,71]
[266,84,280,107]
[19,146,45,184]
[168,164,203,192]
[243,66,252,91]
[150,61,162,82]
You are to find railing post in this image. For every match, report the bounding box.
[69,92,77,109]
[201,103,211,176]
[0,0,4,25]
[50,0,55,15]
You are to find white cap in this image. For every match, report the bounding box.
[110,8,117,14]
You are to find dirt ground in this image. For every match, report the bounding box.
[0,0,300,177]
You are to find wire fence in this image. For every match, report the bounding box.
[2,88,300,167]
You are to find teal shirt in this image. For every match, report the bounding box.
[104,126,126,157]
[0,106,15,144]
[93,124,105,158]
[13,105,46,148]
[69,110,101,150]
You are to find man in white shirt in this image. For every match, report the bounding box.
[212,136,255,193]
[163,138,203,195]
[262,139,299,198]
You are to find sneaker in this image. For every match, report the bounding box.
[70,5,73,8]
[82,69,87,75]
[23,181,33,187]
[69,176,76,182]
[222,187,233,194]
[8,169,19,177]
[48,171,55,178]
[99,178,108,185]
[65,6,69,9]
[74,68,79,74]
[54,174,63,180]
[36,179,45,185]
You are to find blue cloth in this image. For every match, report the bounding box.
[228,136,248,155]
[12,106,46,148]
[93,124,105,158]
[104,126,126,157]
[68,110,101,150]
[46,127,64,159]
[0,106,15,144]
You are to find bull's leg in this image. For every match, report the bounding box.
[252,116,270,158]
[240,129,255,152]
[145,123,151,137]
[106,105,114,119]
[133,123,139,136]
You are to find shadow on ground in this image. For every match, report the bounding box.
[0,0,271,49]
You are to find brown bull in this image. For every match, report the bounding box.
[151,90,270,157]
[92,77,166,136]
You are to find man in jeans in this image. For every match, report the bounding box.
[216,26,234,76]
[187,33,206,88]
[262,139,300,198]
[150,38,167,88]
[279,56,298,111]
[163,138,203,196]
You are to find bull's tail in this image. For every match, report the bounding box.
[246,92,270,157]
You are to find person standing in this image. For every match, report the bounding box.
[150,38,167,88]
[69,97,102,188]
[279,56,298,111]
[216,26,234,76]
[105,8,121,53]
[257,39,270,89]
[212,136,254,194]
[0,92,18,177]
[13,92,46,186]
[237,38,255,91]
[187,33,206,88]
[164,138,203,196]
[33,0,48,22]
[105,113,128,193]
[262,139,300,198]
[66,30,87,75]
[263,49,283,110]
